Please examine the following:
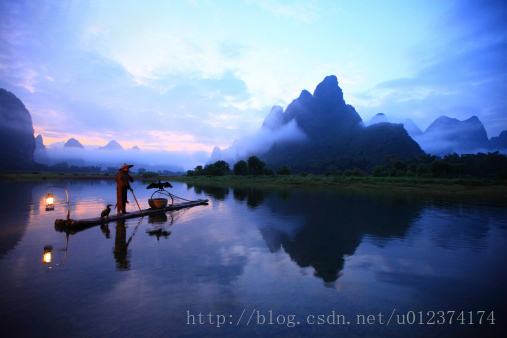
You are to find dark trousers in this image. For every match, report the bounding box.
[116,187,128,213]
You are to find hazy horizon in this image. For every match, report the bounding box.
[2,0,506,166]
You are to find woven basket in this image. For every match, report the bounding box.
[148,198,168,209]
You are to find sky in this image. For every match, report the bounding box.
[1,0,506,169]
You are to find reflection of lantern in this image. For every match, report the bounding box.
[43,245,53,264]
[46,193,55,211]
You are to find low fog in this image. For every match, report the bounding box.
[210,106,308,166]
[412,133,492,157]
[37,145,210,172]
[368,114,506,156]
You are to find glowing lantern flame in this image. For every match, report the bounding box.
[43,245,53,264]
[45,193,55,211]
[43,252,52,263]
[46,194,54,207]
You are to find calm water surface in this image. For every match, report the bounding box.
[0,180,506,337]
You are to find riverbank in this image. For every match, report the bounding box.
[0,171,118,182]
[169,174,507,196]
[2,170,506,197]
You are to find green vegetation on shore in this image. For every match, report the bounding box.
[2,170,506,197]
[0,171,115,182]
[170,174,507,194]
[2,151,506,197]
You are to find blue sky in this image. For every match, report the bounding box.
[1,0,506,167]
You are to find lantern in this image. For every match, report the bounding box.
[44,186,70,220]
[46,193,55,211]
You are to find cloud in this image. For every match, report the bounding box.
[210,105,308,165]
[234,119,307,160]
[3,0,505,171]
[353,0,507,137]
[248,0,320,22]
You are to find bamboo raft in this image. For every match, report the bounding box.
[54,199,208,232]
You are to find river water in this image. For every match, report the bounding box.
[0,180,505,337]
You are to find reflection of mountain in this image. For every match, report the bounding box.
[261,221,362,283]
[0,182,32,258]
[231,186,270,208]
[186,183,230,201]
[188,184,270,208]
[188,183,423,283]
[260,190,423,283]
[419,203,505,251]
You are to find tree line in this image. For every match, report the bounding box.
[187,156,292,177]
[370,151,507,179]
[187,152,507,179]
[12,152,506,180]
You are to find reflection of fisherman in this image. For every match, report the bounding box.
[113,220,130,270]
[115,163,134,216]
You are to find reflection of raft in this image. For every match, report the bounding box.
[54,199,208,231]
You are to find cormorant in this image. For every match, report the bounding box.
[146,180,173,190]
[101,204,113,219]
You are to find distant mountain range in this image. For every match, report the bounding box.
[98,140,124,151]
[34,134,49,164]
[368,113,506,155]
[64,138,85,148]
[1,83,506,173]
[33,137,183,172]
[210,76,507,172]
[0,86,181,171]
[491,131,507,150]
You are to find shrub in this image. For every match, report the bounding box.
[352,168,367,177]
[233,160,249,176]
[333,170,343,177]
[372,165,389,177]
[248,156,265,176]
[276,165,291,175]
[416,163,431,177]
[263,167,274,176]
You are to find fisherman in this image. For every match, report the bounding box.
[115,163,134,216]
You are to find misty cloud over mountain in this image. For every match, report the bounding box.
[210,105,307,165]
[368,113,506,156]
[412,116,491,156]
[211,76,424,173]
